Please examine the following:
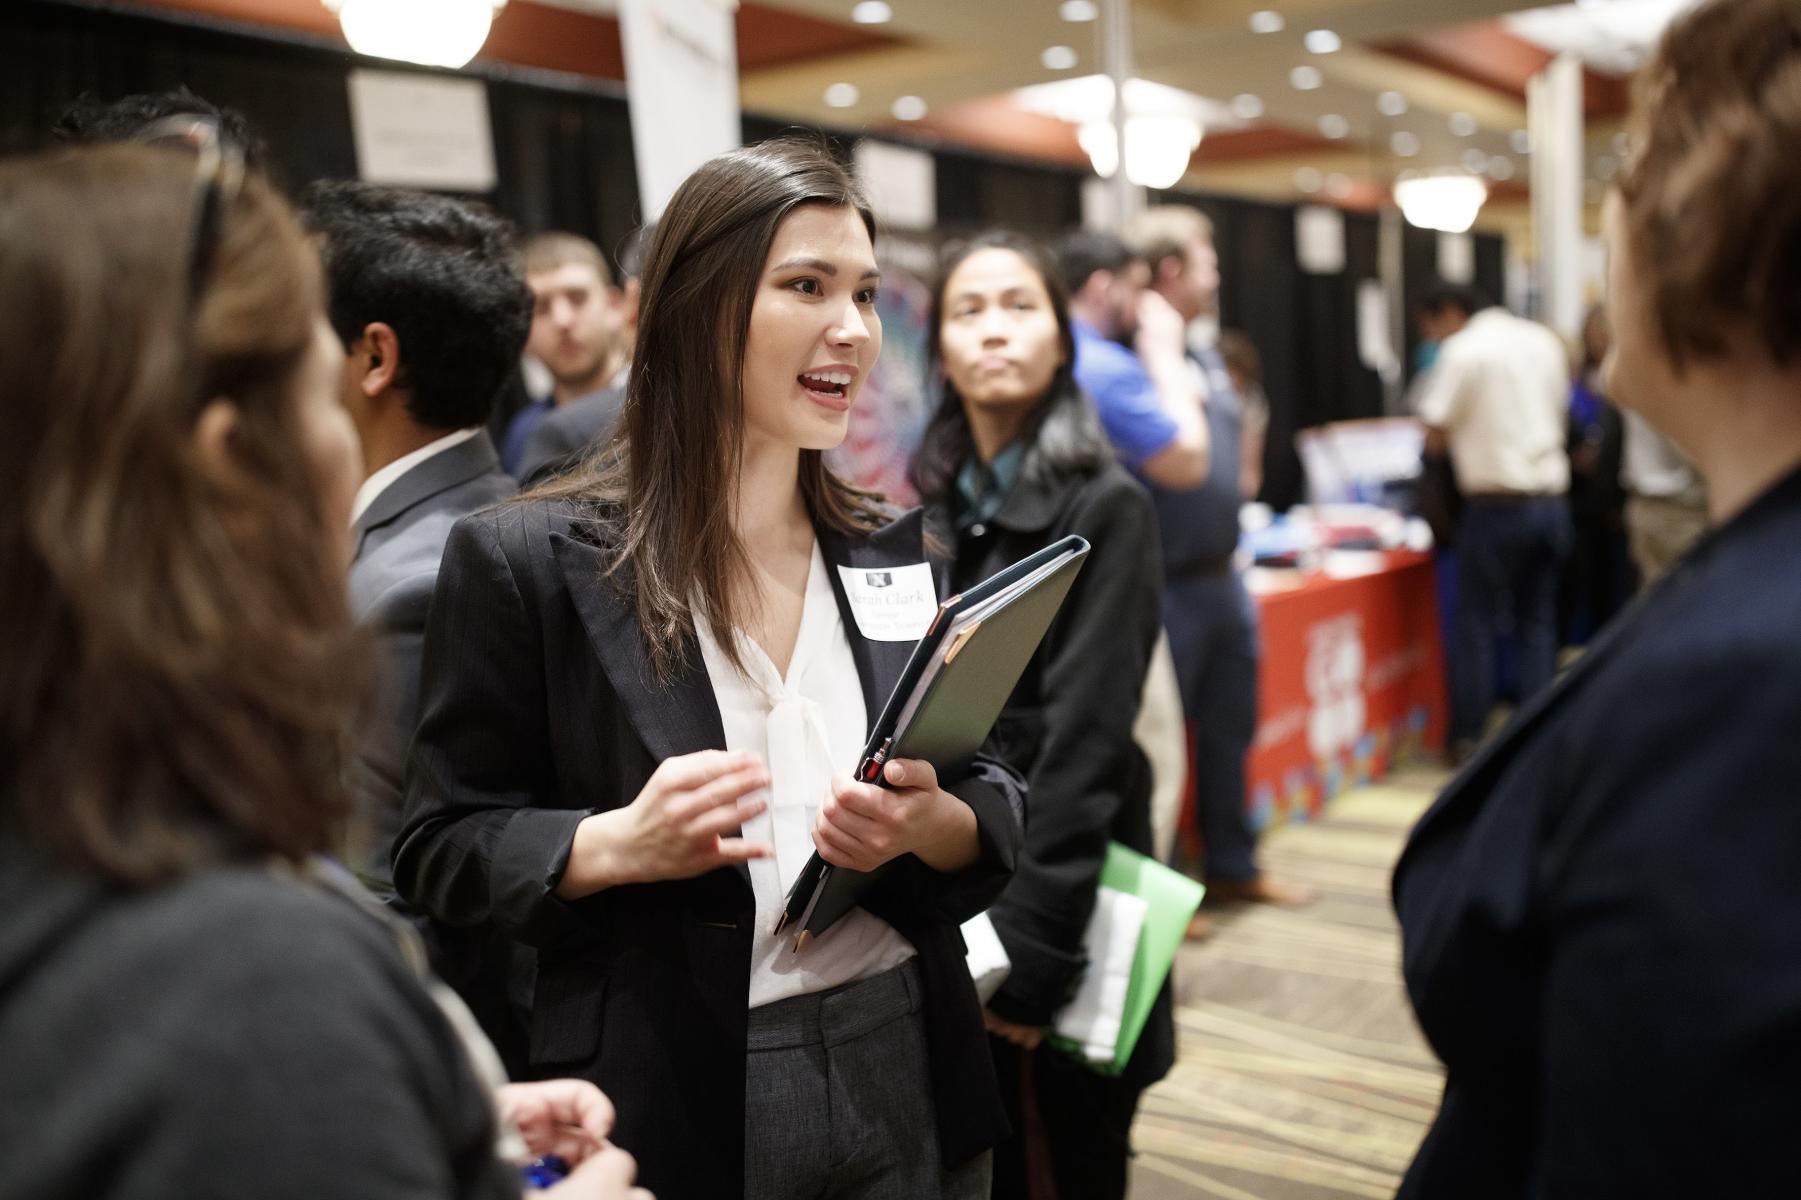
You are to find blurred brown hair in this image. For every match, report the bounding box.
[1125,204,1215,275]
[1618,0,1801,368]
[0,144,364,884]
[523,230,613,287]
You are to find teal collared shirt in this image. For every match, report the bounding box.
[954,440,1027,532]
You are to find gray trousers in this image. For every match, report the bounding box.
[745,959,992,1200]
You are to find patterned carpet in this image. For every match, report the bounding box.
[1127,767,1448,1200]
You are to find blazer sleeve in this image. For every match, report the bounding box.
[392,513,593,948]
[987,476,1164,1026]
[348,566,435,897]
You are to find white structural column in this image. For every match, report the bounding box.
[1527,52,1585,339]
[1100,0,1143,228]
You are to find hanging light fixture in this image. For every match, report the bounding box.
[1077,114,1202,190]
[323,0,508,69]
[1393,172,1489,233]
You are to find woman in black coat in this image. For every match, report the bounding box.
[1394,2,1801,1194]
[914,231,1173,1199]
[395,140,1024,1200]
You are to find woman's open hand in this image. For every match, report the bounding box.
[558,750,774,898]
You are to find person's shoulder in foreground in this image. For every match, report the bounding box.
[0,850,515,1200]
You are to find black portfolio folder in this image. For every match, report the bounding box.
[776,534,1091,949]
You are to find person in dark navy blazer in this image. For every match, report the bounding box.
[395,140,1024,1200]
[1393,2,1801,1194]
[914,230,1173,1200]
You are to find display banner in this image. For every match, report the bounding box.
[619,0,741,222]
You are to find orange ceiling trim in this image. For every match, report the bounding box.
[99,0,897,84]
[1375,21,1629,118]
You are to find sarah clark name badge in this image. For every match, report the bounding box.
[835,562,938,642]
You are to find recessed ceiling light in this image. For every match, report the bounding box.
[891,95,927,121]
[1041,44,1078,70]
[1594,154,1619,180]
[851,0,892,23]
[1059,0,1097,21]
[1377,90,1407,117]
[1449,112,1478,137]
[1232,93,1264,120]
[1319,114,1349,139]
[1391,131,1420,156]
[1511,128,1532,154]
[1250,10,1285,34]
[1462,148,1489,173]
[1290,65,1322,90]
[1295,166,1323,192]
[1304,29,1341,54]
[1487,155,1515,181]
[1325,173,1354,198]
[824,82,860,108]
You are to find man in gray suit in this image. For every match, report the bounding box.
[301,182,531,894]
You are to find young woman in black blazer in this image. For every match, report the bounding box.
[395,140,1024,1199]
[914,231,1173,1199]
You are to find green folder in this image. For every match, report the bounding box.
[1048,841,1205,1076]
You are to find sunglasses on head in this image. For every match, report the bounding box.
[132,115,247,302]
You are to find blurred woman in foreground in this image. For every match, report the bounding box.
[1393,0,1801,1193]
[0,140,641,1198]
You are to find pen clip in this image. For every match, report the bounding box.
[860,736,894,784]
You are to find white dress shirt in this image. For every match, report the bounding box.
[692,543,916,1009]
[349,427,482,527]
[1416,308,1571,496]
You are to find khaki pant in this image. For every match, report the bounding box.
[1626,493,1710,585]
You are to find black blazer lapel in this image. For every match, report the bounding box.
[817,515,935,738]
[547,532,729,765]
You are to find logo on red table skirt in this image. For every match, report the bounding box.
[1305,613,1366,760]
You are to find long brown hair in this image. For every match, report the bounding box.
[0,145,364,883]
[531,137,888,680]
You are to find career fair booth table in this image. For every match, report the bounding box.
[1239,548,1448,833]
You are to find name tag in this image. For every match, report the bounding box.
[835,562,938,642]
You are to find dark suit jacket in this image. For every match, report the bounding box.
[347,430,515,891]
[1393,464,1801,1198]
[926,459,1176,1088]
[516,384,625,488]
[394,499,1025,1198]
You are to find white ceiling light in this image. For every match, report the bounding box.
[825,82,861,108]
[1249,10,1285,34]
[1232,93,1264,120]
[1448,111,1478,137]
[1391,130,1420,157]
[851,1,892,24]
[1377,90,1408,117]
[1060,0,1098,21]
[1042,45,1079,70]
[325,0,506,69]
[1511,128,1532,154]
[1487,155,1515,181]
[1462,147,1489,173]
[1295,166,1323,193]
[1319,113,1349,139]
[891,95,928,121]
[1290,65,1323,90]
[1394,172,1489,232]
[1506,0,1701,76]
[1077,114,1202,189]
[1305,29,1342,54]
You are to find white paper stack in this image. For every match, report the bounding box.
[1052,886,1148,1064]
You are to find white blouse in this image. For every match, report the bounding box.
[692,543,916,1009]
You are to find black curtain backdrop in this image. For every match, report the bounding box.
[4,0,1506,509]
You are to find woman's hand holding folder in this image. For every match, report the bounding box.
[811,757,980,875]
